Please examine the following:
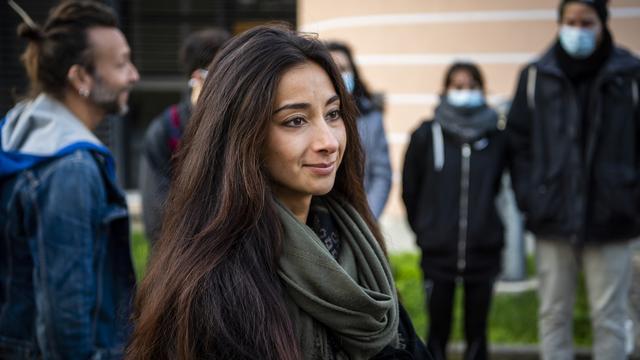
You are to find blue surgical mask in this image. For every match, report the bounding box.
[341,71,355,94]
[559,25,597,59]
[446,89,484,108]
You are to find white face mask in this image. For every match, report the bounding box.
[559,25,597,59]
[446,89,484,108]
[341,71,355,94]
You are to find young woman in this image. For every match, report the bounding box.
[402,62,507,360]
[127,25,427,360]
[326,42,392,219]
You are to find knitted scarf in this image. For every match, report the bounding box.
[276,196,400,360]
[434,101,498,144]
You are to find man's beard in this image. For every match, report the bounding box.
[89,77,130,116]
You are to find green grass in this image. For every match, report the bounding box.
[389,252,593,346]
[131,229,150,283]
[130,231,592,345]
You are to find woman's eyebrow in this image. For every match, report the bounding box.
[273,102,310,114]
[273,95,340,115]
[326,95,339,106]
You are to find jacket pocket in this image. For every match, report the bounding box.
[527,175,564,224]
[591,165,638,224]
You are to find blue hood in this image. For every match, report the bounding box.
[0,94,115,178]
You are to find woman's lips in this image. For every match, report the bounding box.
[305,161,336,176]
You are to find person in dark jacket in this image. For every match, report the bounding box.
[507,1,640,359]
[0,1,139,358]
[139,28,230,244]
[326,42,392,219]
[403,62,507,360]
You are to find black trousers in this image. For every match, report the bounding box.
[424,277,494,360]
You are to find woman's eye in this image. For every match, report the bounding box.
[326,110,341,121]
[284,117,306,127]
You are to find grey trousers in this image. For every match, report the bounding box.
[536,239,632,360]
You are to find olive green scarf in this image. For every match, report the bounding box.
[276,196,399,360]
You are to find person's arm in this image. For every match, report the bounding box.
[506,67,535,214]
[364,111,393,218]
[31,155,103,359]
[402,123,428,233]
[634,73,640,200]
[139,113,172,244]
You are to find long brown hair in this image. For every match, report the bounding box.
[127,24,385,359]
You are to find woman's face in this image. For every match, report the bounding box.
[561,2,603,44]
[264,61,347,213]
[447,69,478,92]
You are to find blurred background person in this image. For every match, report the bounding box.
[139,28,230,244]
[326,41,392,219]
[507,0,640,359]
[0,1,138,358]
[402,62,507,360]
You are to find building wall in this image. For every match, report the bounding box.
[298,1,640,221]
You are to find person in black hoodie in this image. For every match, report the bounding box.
[507,1,640,359]
[403,62,507,360]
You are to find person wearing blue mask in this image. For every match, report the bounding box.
[402,62,508,360]
[327,42,392,219]
[507,0,640,359]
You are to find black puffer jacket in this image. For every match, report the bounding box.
[402,118,507,282]
[507,46,640,243]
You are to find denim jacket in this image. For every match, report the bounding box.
[0,94,136,359]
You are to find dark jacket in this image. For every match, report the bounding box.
[139,100,191,243]
[0,94,135,359]
[507,45,640,243]
[402,117,507,282]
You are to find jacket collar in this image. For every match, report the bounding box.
[535,43,640,80]
[0,93,113,178]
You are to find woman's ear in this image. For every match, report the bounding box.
[67,64,93,97]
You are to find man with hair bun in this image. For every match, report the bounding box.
[507,0,640,359]
[0,1,139,358]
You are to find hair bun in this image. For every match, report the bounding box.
[17,23,44,42]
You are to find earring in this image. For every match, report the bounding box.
[79,88,89,97]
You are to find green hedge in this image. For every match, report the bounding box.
[130,231,592,345]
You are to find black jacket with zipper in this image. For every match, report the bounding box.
[507,45,640,243]
[402,120,507,282]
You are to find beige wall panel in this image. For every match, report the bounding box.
[361,64,525,95]
[301,0,566,25]
[317,22,557,54]
[383,104,430,134]
[314,19,639,57]
[388,143,404,177]
[387,142,411,217]
[363,65,450,94]
[300,1,640,30]
[611,19,640,49]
